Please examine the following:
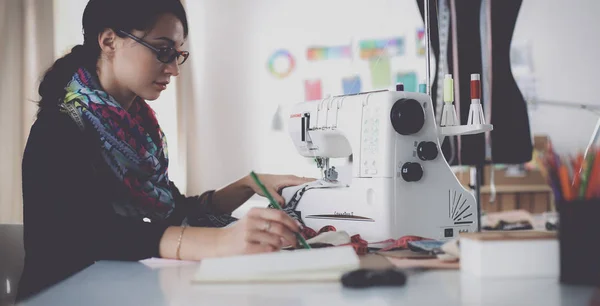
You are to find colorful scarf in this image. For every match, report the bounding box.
[61,68,174,220]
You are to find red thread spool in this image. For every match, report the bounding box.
[471,74,481,100]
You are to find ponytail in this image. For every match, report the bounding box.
[37,44,98,112]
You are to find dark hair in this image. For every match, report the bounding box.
[38,0,188,112]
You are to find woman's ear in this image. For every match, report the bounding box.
[97,29,117,58]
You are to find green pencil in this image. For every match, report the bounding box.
[249,171,311,249]
[579,152,596,198]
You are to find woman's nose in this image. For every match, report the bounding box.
[164,60,180,77]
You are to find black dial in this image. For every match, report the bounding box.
[401,162,424,182]
[417,141,438,161]
[390,99,425,135]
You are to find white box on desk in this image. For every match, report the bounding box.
[460,231,558,278]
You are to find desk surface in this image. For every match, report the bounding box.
[17,259,597,306]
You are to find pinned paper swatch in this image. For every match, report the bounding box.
[416,28,426,56]
[359,37,404,59]
[267,49,295,79]
[342,76,361,95]
[304,79,322,101]
[369,57,391,89]
[396,72,418,92]
[307,45,352,61]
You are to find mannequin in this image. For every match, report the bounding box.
[416,0,532,166]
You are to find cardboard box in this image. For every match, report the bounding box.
[455,165,546,186]
[479,186,552,214]
[534,135,550,152]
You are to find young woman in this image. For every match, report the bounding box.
[19,0,311,298]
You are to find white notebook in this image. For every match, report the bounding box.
[192,246,360,283]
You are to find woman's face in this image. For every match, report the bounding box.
[112,13,186,101]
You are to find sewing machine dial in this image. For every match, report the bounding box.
[417,141,439,161]
[401,162,423,182]
[390,98,425,135]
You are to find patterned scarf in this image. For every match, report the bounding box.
[61,68,174,220]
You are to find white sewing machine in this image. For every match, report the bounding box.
[281,89,492,243]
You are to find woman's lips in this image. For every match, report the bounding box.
[154,82,168,91]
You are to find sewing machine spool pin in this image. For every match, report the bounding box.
[301,113,310,142]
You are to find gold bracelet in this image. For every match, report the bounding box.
[176,225,187,260]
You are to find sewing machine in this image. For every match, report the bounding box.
[281,89,492,242]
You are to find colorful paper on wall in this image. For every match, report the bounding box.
[359,37,404,59]
[304,79,322,101]
[267,49,295,79]
[342,76,361,95]
[416,28,426,56]
[307,45,352,61]
[396,72,418,92]
[369,57,391,89]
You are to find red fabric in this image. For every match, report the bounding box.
[300,225,430,255]
[377,235,431,252]
[340,234,369,255]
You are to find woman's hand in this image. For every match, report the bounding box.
[246,174,315,206]
[216,207,301,256]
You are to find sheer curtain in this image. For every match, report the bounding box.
[0,0,54,224]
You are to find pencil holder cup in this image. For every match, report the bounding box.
[558,199,600,285]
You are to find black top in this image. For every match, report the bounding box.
[18,108,213,300]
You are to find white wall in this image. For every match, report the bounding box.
[514,0,600,155]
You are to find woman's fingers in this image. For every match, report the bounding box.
[283,175,316,187]
[244,242,276,254]
[246,230,283,250]
[247,208,300,233]
[249,217,298,247]
[275,176,315,193]
[269,188,286,206]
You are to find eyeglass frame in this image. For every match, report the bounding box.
[117,30,189,65]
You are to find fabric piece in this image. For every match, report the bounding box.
[306,230,351,245]
[290,223,432,257]
[278,180,347,227]
[287,224,368,255]
[441,238,460,257]
[407,240,446,253]
[342,234,370,255]
[377,235,432,252]
[369,56,392,89]
[61,68,174,220]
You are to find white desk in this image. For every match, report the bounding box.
[17,259,596,306]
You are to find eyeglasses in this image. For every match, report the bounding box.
[118,30,189,65]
